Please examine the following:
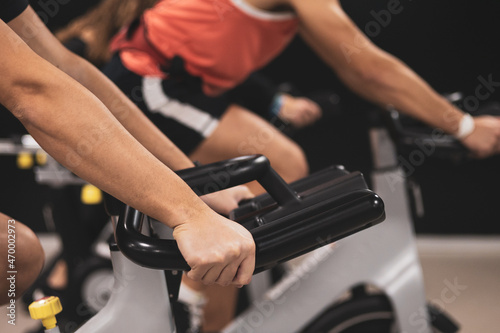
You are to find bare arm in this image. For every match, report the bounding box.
[289,0,500,157]
[7,6,255,214]
[0,20,254,286]
[7,6,194,170]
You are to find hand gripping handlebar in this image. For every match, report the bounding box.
[115,155,385,273]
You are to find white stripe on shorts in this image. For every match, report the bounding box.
[142,76,219,138]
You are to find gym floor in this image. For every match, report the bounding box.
[1,234,499,333]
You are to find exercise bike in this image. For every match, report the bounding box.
[30,141,459,333]
[0,135,115,330]
[30,91,483,332]
[29,153,386,333]
[220,125,461,332]
[23,90,472,331]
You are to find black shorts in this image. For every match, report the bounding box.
[102,54,230,154]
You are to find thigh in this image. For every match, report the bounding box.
[190,105,309,188]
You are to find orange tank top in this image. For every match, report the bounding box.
[111,0,298,96]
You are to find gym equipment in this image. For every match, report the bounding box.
[27,93,483,331]
[70,154,385,333]
[29,296,63,333]
[29,127,462,332]
[220,121,461,333]
[0,135,113,330]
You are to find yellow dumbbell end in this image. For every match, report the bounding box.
[36,151,48,165]
[29,296,62,330]
[17,152,34,169]
[81,184,103,205]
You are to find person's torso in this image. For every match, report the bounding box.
[112,0,298,96]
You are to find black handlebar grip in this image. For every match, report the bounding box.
[115,206,190,270]
[115,190,384,272]
[114,155,385,273]
[176,155,300,206]
[116,154,299,270]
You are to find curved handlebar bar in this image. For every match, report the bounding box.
[385,99,500,161]
[386,110,467,157]
[176,155,299,206]
[115,155,385,273]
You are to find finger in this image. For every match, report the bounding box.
[301,104,321,124]
[215,262,240,286]
[232,256,255,286]
[186,265,210,282]
[303,99,321,113]
[235,185,254,201]
[309,106,323,121]
[312,105,323,119]
[302,111,316,126]
[198,265,224,285]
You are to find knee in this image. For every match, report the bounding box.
[1,220,45,304]
[18,223,45,294]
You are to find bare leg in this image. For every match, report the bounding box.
[202,285,240,332]
[188,105,309,331]
[190,104,309,194]
[0,212,44,305]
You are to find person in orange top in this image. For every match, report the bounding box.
[106,0,500,160]
[104,0,318,196]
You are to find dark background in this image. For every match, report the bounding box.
[1,0,500,233]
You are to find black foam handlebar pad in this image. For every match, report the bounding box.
[115,156,385,273]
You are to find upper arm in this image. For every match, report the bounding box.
[0,18,54,118]
[289,0,394,80]
[7,6,76,69]
[0,19,38,102]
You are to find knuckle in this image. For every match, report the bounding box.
[244,240,256,252]
[211,251,226,264]
[223,243,240,259]
[188,255,210,268]
[230,244,243,258]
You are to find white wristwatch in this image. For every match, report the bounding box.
[455,113,475,139]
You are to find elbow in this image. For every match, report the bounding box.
[6,85,42,122]
[6,77,55,126]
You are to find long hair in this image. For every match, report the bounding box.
[56,0,157,66]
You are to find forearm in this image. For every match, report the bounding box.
[295,0,465,135]
[8,6,194,171]
[1,39,209,228]
[337,51,464,134]
[60,54,195,170]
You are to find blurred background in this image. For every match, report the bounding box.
[2,0,500,234]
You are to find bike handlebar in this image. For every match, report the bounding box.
[385,99,500,161]
[115,155,385,273]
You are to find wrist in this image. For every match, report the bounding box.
[269,93,286,118]
[158,181,215,229]
[454,113,475,139]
